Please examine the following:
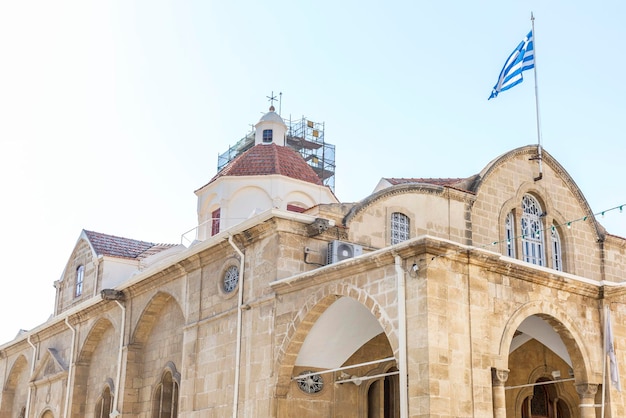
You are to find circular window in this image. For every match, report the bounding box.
[297,371,324,394]
[223,265,239,293]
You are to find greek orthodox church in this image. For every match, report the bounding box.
[1,104,625,418]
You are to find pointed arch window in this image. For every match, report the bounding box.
[95,386,113,418]
[551,226,563,271]
[75,265,85,297]
[152,370,179,418]
[521,195,545,266]
[390,212,410,245]
[505,211,516,257]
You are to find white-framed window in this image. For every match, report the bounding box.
[551,226,562,271]
[152,370,179,418]
[521,194,545,266]
[390,212,410,245]
[262,129,273,143]
[505,211,516,257]
[75,265,85,297]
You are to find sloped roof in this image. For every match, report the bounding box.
[83,230,174,260]
[200,143,323,189]
[383,177,467,187]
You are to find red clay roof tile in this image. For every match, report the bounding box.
[205,144,322,187]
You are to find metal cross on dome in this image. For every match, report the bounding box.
[266,92,277,107]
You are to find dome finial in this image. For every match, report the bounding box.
[269,105,275,112]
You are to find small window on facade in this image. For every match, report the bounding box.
[551,226,562,271]
[521,194,545,266]
[211,208,221,236]
[390,212,410,245]
[152,370,179,418]
[75,265,85,297]
[287,204,306,213]
[95,386,113,418]
[263,129,273,143]
[505,212,516,257]
[223,265,239,293]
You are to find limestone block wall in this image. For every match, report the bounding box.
[470,148,604,280]
[56,239,97,315]
[604,235,626,282]
[345,189,471,249]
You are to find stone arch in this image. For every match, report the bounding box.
[40,408,55,418]
[513,365,578,416]
[73,318,117,418]
[274,282,397,396]
[0,354,29,417]
[473,145,603,241]
[131,291,185,346]
[124,291,185,415]
[78,317,115,363]
[497,300,594,383]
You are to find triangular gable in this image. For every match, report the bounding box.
[31,348,68,384]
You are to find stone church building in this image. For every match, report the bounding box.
[1,105,625,418]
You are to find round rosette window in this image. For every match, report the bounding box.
[223,265,239,293]
[297,371,324,394]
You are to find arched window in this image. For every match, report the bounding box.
[95,386,113,418]
[521,378,571,418]
[551,226,562,271]
[75,265,85,297]
[390,212,410,245]
[505,211,516,257]
[367,369,400,418]
[521,195,545,266]
[152,370,179,418]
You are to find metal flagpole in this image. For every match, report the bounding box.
[601,305,608,418]
[531,12,543,180]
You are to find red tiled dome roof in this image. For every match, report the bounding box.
[204,144,322,187]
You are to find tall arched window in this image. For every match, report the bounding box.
[521,195,545,266]
[505,211,516,257]
[95,386,113,418]
[390,212,410,245]
[551,226,563,271]
[75,265,85,297]
[367,369,400,418]
[152,370,179,418]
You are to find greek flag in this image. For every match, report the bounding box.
[606,309,622,392]
[488,31,535,99]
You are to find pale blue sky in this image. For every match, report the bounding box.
[0,1,624,343]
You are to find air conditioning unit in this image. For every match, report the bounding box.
[327,240,363,264]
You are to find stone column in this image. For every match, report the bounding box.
[575,383,599,418]
[491,367,509,418]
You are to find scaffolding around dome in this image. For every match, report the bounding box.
[217,116,336,191]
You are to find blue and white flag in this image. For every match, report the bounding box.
[488,31,535,99]
[606,309,622,392]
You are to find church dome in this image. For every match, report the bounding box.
[257,105,286,125]
[203,143,323,187]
